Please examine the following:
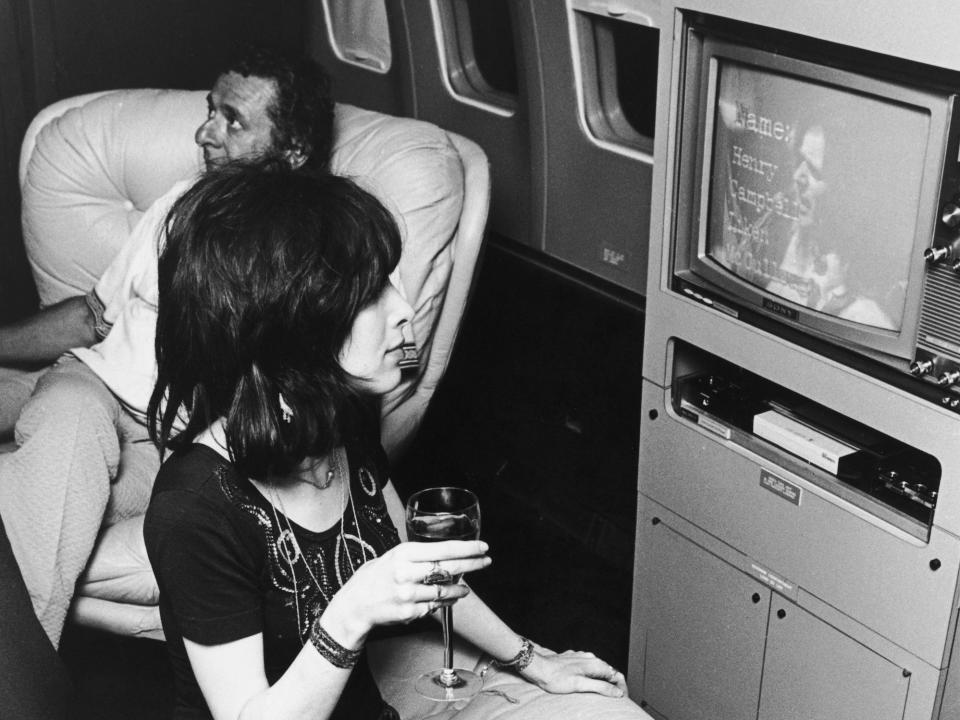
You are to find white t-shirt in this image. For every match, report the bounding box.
[72,179,195,421]
[69,175,406,423]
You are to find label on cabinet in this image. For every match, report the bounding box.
[759,469,802,506]
[745,560,799,602]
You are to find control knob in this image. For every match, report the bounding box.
[910,359,934,376]
[937,370,960,386]
[924,246,950,263]
[943,201,960,229]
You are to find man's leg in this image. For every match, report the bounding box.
[0,357,122,646]
[0,365,47,439]
[0,513,73,719]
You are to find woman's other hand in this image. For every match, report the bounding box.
[321,540,490,647]
[520,646,627,698]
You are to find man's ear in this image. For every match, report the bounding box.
[285,143,307,170]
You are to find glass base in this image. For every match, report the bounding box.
[413,668,482,702]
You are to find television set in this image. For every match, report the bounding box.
[672,15,960,403]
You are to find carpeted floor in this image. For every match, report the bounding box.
[60,238,646,717]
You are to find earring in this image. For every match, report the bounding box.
[285,144,306,169]
[279,393,294,424]
[398,321,419,369]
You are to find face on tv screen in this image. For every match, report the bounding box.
[707,60,930,332]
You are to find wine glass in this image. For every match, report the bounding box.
[405,486,482,701]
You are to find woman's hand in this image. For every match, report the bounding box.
[519,646,627,698]
[321,540,490,647]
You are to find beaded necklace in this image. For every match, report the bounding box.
[267,446,368,641]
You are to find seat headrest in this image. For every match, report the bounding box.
[22,90,204,304]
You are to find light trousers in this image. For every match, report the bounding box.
[0,357,158,645]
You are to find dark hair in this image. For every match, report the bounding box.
[224,46,335,174]
[148,160,401,480]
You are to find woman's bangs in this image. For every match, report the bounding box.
[353,213,402,308]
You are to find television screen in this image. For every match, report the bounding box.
[707,60,931,332]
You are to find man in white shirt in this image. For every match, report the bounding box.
[0,47,335,645]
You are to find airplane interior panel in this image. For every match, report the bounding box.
[305,0,405,117]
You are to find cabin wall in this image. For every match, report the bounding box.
[1,0,43,323]
[2,0,663,323]
[310,0,659,299]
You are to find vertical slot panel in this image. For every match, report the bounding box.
[307,0,407,116]
[530,0,658,294]
[321,0,392,73]
[405,0,533,245]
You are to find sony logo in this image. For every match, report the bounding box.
[762,297,798,320]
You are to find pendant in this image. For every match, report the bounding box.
[277,528,300,565]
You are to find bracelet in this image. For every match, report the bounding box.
[309,616,363,669]
[492,636,535,672]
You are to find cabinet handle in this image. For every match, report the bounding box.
[776,608,787,619]
[751,593,761,604]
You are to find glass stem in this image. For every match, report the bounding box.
[440,605,458,686]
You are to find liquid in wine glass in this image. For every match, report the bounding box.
[405,487,482,701]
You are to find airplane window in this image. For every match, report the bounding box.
[575,12,658,154]
[322,0,392,73]
[434,0,519,113]
[459,0,518,96]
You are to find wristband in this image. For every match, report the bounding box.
[84,290,112,340]
[492,636,535,672]
[309,616,362,669]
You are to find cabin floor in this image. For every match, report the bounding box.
[59,238,646,718]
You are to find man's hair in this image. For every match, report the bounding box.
[225,46,335,173]
[148,160,401,480]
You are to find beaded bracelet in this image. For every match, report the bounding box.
[491,636,535,672]
[310,616,362,669]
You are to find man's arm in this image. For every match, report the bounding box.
[0,296,97,365]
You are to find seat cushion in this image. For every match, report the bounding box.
[77,515,157,605]
[332,104,463,359]
[368,632,651,720]
[21,89,205,306]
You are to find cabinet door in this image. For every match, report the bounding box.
[760,602,909,720]
[640,521,770,720]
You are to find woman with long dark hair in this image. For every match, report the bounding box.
[143,160,636,720]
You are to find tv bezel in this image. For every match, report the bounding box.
[672,21,957,372]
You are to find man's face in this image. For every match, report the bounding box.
[793,126,827,228]
[195,72,278,169]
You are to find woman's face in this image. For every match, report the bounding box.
[339,281,415,395]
